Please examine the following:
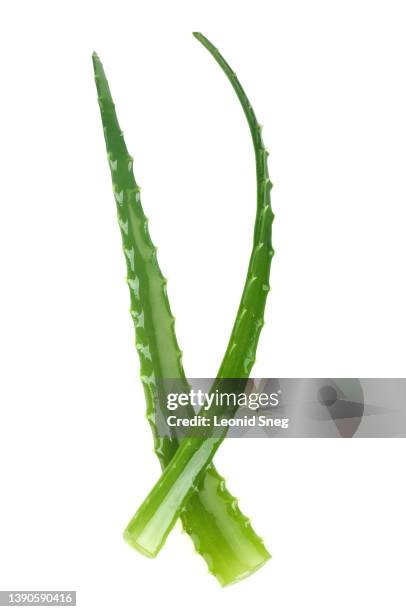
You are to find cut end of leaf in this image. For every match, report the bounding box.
[218,551,271,588]
[123,527,158,559]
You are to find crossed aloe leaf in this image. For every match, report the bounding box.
[93,32,274,586]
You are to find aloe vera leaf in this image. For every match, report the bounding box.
[92,53,270,585]
[124,32,275,560]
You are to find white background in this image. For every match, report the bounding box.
[1,1,405,610]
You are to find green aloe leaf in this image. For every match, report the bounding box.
[92,46,270,586]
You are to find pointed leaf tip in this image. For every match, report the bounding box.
[92,51,101,67]
[193,32,205,43]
